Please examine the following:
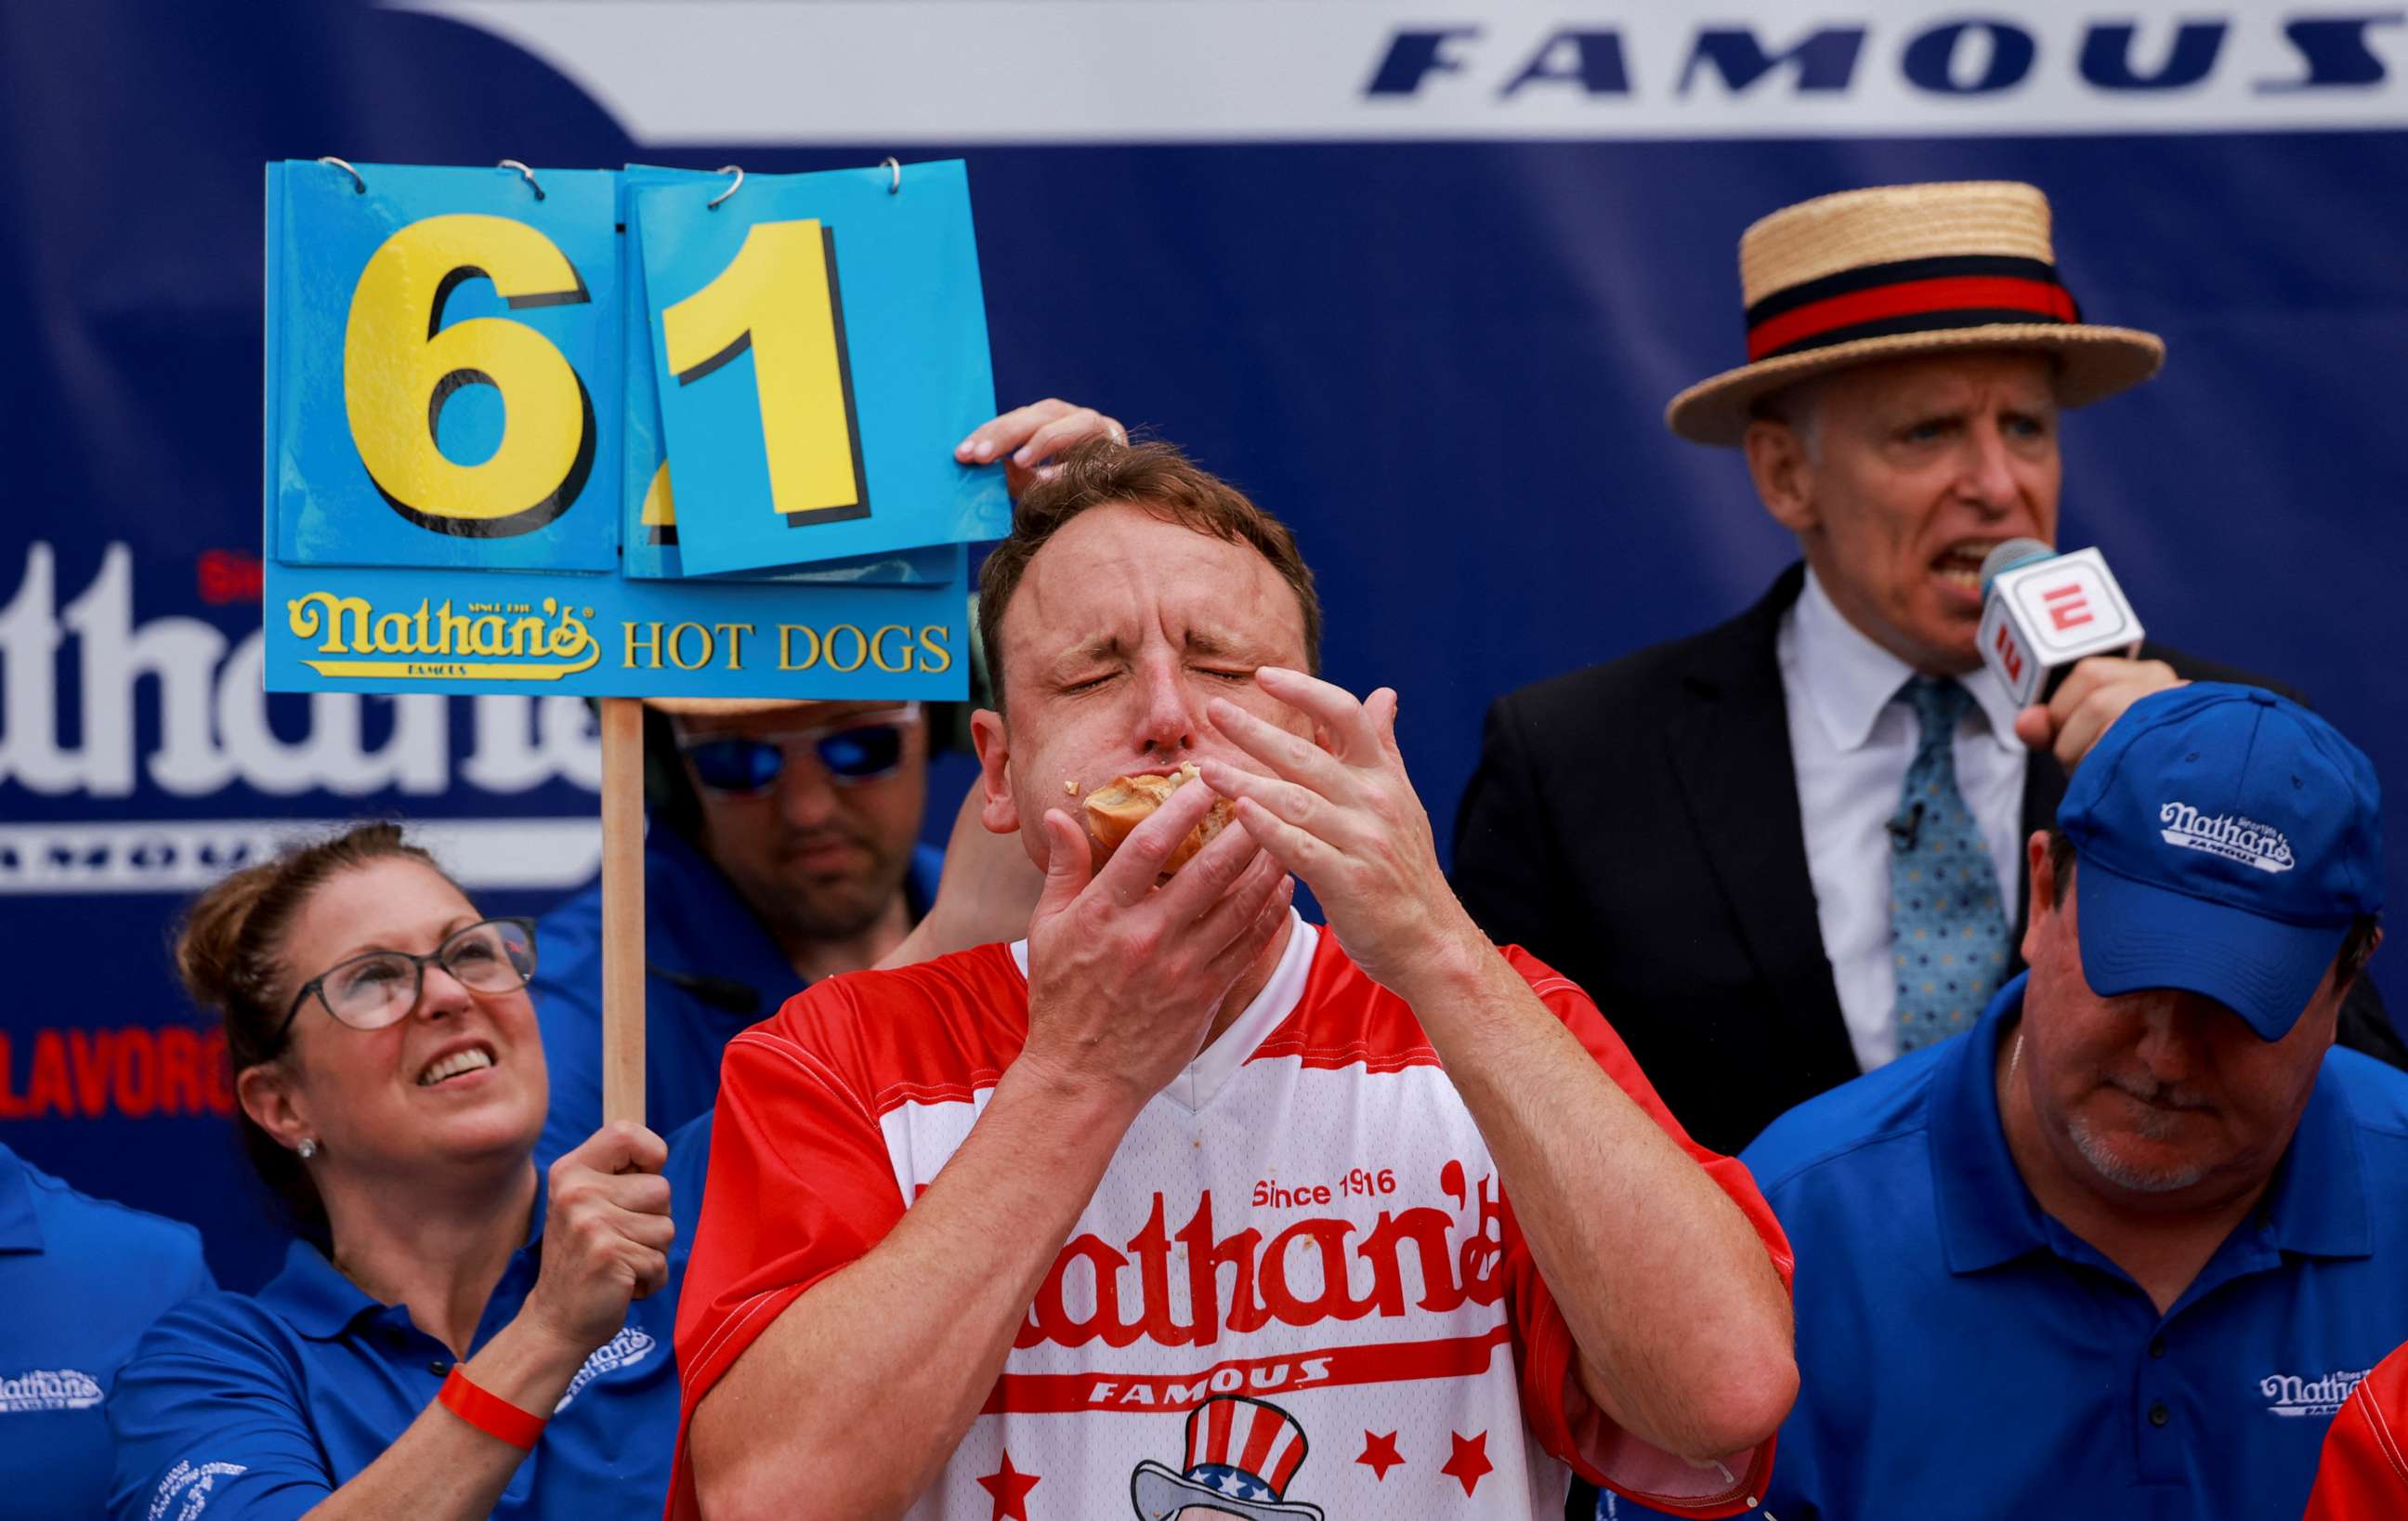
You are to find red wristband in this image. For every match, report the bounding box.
[437,1366,546,1450]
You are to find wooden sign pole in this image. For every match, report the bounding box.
[598,697,647,1127]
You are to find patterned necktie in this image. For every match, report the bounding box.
[1890,676,2011,1053]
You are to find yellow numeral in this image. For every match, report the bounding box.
[661,219,868,528]
[343,214,595,537]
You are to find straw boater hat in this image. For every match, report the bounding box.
[1664,180,2165,447]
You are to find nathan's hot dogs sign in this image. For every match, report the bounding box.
[265,156,1003,1127]
[264,157,1000,701]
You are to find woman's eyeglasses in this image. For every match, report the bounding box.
[676,704,920,797]
[278,917,538,1040]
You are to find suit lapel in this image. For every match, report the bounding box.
[1660,565,1862,1082]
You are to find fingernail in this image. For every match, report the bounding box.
[1013,446,1034,465]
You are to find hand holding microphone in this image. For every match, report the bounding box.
[1977,539,2183,770]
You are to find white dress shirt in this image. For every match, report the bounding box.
[1775,569,2029,1073]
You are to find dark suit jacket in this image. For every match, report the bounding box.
[1452,562,2401,1160]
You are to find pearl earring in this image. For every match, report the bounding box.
[297,1138,319,1160]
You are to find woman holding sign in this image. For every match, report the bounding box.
[107,824,695,1520]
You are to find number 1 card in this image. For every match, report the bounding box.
[635,161,1008,578]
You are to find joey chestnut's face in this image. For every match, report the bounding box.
[973,502,1313,871]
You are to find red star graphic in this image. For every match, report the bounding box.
[1356,1429,1405,1481]
[975,1450,1040,1521]
[1441,1429,1493,1497]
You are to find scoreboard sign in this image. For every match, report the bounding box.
[263,157,1002,700]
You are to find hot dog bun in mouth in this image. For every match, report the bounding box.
[1080,763,1236,875]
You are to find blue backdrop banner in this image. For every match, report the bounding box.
[5,0,2403,1291]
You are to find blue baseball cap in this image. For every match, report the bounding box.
[2057,683,2384,1041]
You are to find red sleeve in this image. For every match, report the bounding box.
[2302,1347,2408,1520]
[666,980,909,1521]
[1495,948,1795,1518]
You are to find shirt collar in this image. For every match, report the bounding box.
[1790,566,2022,754]
[1929,975,2054,1274]
[0,1147,43,1253]
[2258,1053,2372,1259]
[257,1238,382,1341]
[1930,975,2373,1275]
[256,1171,551,1342]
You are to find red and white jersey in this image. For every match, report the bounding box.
[671,916,1791,1519]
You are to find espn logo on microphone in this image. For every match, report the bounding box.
[1977,547,2142,706]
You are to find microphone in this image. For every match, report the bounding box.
[1976,538,2146,707]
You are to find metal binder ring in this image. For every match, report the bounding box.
[881,156,901,194]
[497,159,545,202]
[706,164,744,211]
[318,156,366,194]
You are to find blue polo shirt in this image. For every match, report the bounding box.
[1607,974,2408,1520]
[107,1116,713,1521]
[532,824,940,1168]
[0,1145,211,1519]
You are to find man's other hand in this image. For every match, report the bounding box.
[956,399,1128,498]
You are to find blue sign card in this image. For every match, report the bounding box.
[620,167,958,587]
[264,159,973,701]
[636,160,1008,577]
[272,161,622,571]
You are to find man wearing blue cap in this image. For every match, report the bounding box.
[1610,684,2398,1519]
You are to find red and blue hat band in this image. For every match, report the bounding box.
[1743,254,2082,362]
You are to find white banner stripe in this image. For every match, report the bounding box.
[0,819,602,895]
[392,1,2408,144]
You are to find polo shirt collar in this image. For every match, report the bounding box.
[1791,566,2021,754]
[1930,975,2053,1275]
[258,1237,380,1340]
[0,1147,43,1253]
[2258,1054,2371,1260]
[1930,975,2374,1276]
[257,1170,552,1341]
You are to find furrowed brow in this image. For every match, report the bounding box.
[1047,635,1128,678]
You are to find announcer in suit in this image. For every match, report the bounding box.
[1454,181,2401,1164]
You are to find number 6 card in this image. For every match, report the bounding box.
[270,162,622,572]
[634,161,1007,577]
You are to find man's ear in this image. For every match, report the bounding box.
[237,1060,311,1154]
[969,708,1021,835]
[2022,831,2057,967]
[1744,417,1819,536]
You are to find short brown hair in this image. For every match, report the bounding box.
[2045,827,2378,991]
[976,438,1321,710]
[174,822,452,1237]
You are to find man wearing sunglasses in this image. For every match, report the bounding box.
[531,400,1124,1169]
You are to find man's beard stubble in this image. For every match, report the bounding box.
[766,828,912,943]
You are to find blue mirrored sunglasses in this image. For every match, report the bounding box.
[677,704,920,796]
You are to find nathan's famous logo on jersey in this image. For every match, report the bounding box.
[285,590,600,682]
[1019,1160,1504,1355]
[0,1368,102,1412]
[2261,1367,2369,1419]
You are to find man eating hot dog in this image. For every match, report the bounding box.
[669,438,1799,1521]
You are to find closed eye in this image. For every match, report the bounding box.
[1195,667,1253,682]
[1058,672,1118,695]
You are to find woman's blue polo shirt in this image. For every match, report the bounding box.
[108,1116,713,1521]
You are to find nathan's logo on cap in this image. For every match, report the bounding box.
[2158,801,2295,874]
